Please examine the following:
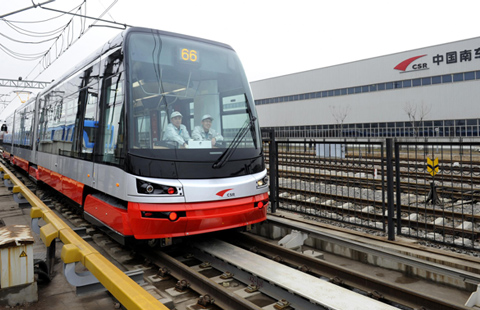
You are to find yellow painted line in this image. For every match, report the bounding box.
[1,163,168,310]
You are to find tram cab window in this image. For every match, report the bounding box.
[126,31,261,160]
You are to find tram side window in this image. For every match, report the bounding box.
[101,74,125,164]
[70,65,100,159]
[81,91,98,155]
[57,97,76,156]
[23,104,35,149]
[13,111,21,146]
[3,115,13,144]
[98,48,124,163]
[50,97,65,154]
[13,103,34,149]
[37,94,57,154]
[37,97,47,151]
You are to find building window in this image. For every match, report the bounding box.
[255,70,480,106]
[422,77,431,85]
[453,73,464,82]
[465,72,475,80]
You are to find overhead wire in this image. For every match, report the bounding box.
[0,43,46,60]
[0,1,88,113]
[0,0,121,116]
[0,1,85,65]
[3,18,69,37]
[29,0,120,78]
[5,7,73,24]
[25,1,88,76]
[1,2,84,38]
[0,31,59,44]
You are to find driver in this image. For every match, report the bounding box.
[192,114,223,147]
[163,111,190,148]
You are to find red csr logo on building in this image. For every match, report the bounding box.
[394,54,428,72]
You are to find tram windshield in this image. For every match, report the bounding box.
[126,31,260,161]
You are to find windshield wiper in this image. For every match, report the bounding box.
[212,94,257,169]
[212,117,256,169]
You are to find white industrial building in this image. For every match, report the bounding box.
[251,37,480,138]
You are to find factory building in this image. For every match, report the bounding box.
[251,37,480,139]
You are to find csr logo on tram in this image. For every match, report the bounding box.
[216,188,235,198]
[394,54,428,72]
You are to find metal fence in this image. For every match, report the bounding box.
[263,133,390,234]
[263,131,480,249]
[394,140,480,249]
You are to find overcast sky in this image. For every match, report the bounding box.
[1,0,480,119]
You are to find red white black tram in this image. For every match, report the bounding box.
[1,27,268,245]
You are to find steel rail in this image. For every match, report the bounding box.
[191,239,398,310]
[267,215,480,286]
[229,232,471,310]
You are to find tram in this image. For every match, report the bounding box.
[1,27,269,245]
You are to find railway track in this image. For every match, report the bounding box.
[277,168,480,202]
[278,187,479,240]
[269,150,480,168]
[270,156,480,186]
[136,233,470,310]
[264,149,480,247]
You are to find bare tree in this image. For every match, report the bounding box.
[403,101,431,138]
[330,105,350,137]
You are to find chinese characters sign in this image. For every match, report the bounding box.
[432,48,480,65]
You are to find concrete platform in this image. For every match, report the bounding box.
[0,184,118,309]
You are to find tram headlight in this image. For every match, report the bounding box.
[256,176,269,188]
[136,179,181,195]
[144,184,154,194]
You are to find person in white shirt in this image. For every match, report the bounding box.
[192,114,223,147]
[163,111,190,148]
